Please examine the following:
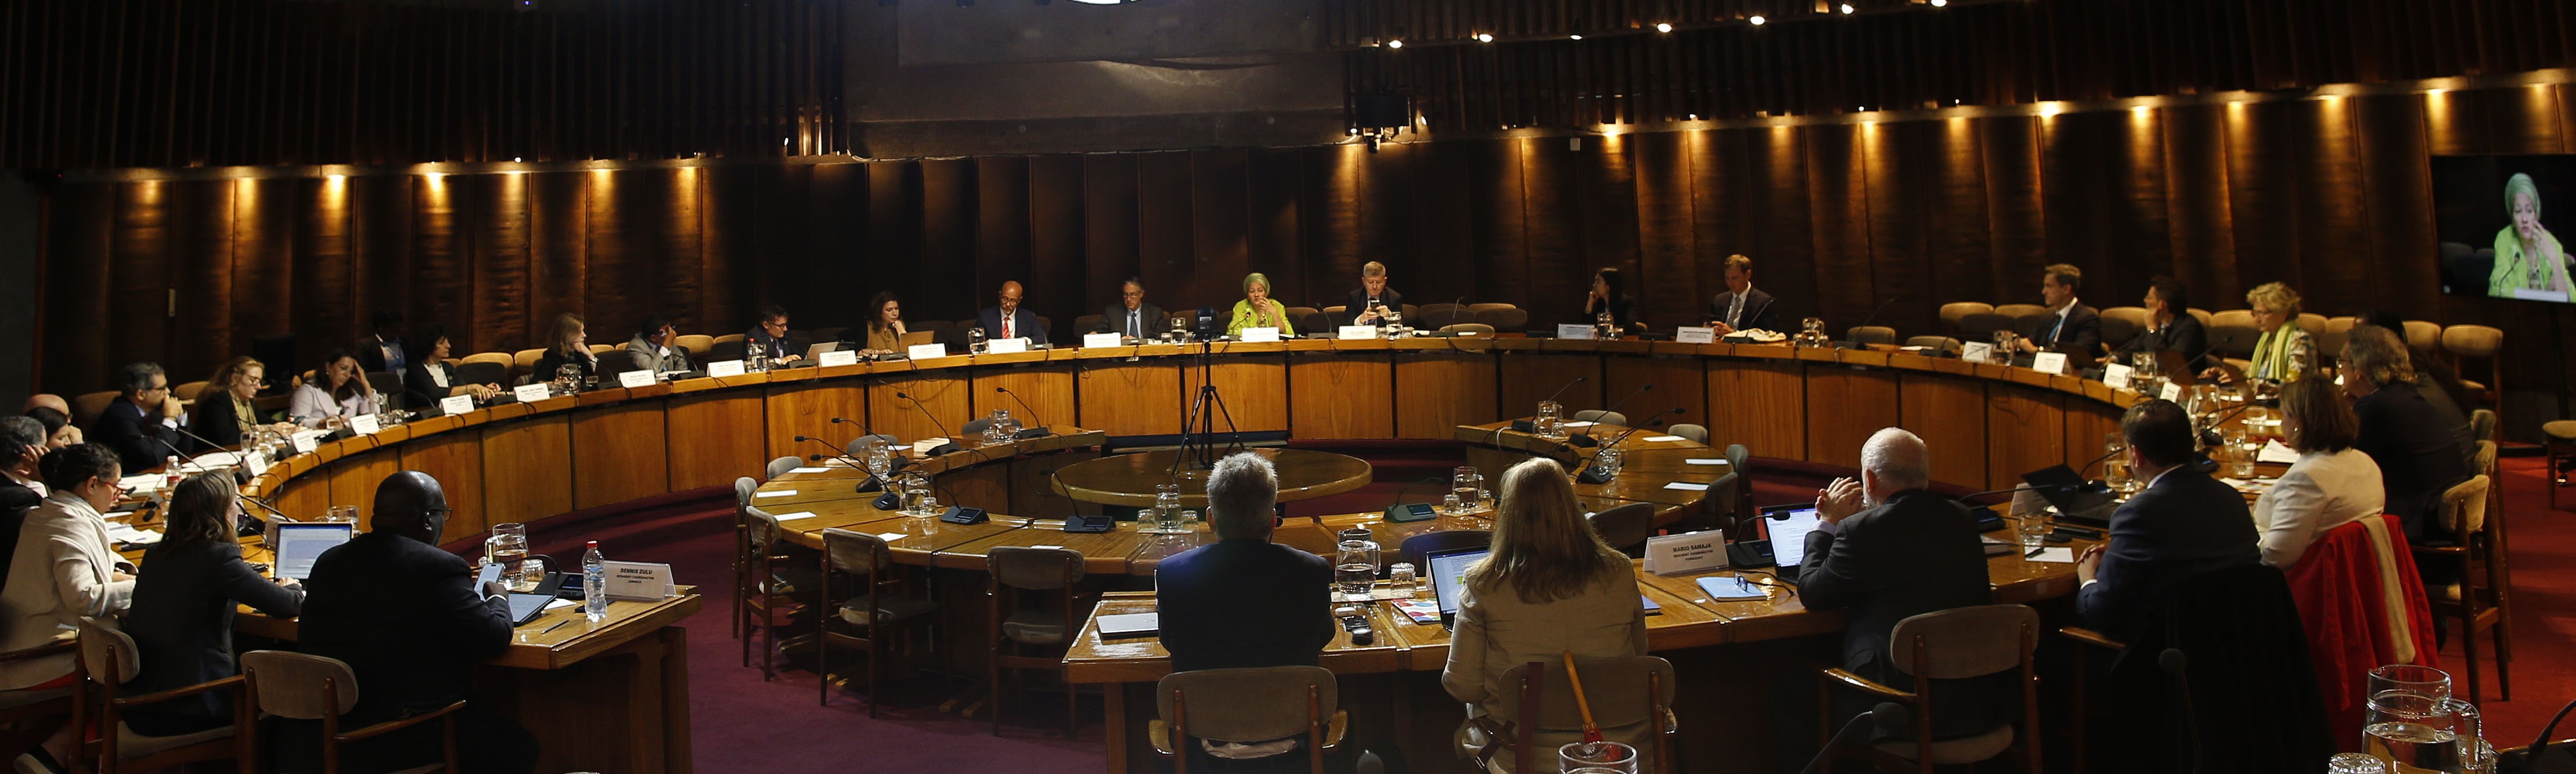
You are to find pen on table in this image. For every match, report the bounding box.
[2025,546,2047,558]
[537,618,571,635]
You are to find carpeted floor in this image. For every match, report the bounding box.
[530,451,2576,772]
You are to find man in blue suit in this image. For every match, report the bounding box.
[2076,399,2261,640]
[976,280,1049,345]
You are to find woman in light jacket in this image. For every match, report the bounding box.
[288,349,382,428]
[2253,376,2385,568]
[1442,458,1648,771]
[1226,272,1296,337]
[2,443,136,773]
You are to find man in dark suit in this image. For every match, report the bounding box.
[355,310,409,385]
[1346,261,1407,326]
[745,304,802,364]
[1094,278,1167,339]
[1706,254,1781,334]
[2076,399,2261,640]
[1796,427,2015,743]
[0,417,45,580]
[976,280,1050,345]
[2105,275,2211,373]
[1155,452,1334,673]
[93,362,185,472]
[2011,263,2104,361]
[289,471,536,774]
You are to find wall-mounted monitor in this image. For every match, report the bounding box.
[2432,154,2576,304]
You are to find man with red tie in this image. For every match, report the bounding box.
[975,280,1050,345]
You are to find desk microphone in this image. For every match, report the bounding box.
[1796,703,1910,774]
[1570,383,1653,448]
[828,416,901,452]
[1837,294,1904,349]
[991,387,1054,439]
[894,393,962,456]
[1575,409,1680,484]
[793,434,897,494]
[1511,376,1590,433]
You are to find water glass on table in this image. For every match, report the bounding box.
[2016,514,2049,552]
[1560,740,1639,774]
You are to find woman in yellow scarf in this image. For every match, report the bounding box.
[2243,282,2310,383]
[1227,272,1296,337]
[2489,172,2572,301]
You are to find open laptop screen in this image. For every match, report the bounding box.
[272,523,356,580]
[1766,507,1824,568]
[1426,547,1491,620]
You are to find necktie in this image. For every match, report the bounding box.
[2047,312,2065,344]
[1728,295,1742,329]
[1003,314,1014,339]
[1127,311,1139,338]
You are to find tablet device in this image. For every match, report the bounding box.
[271,523,356,580]
[507,573,568,627]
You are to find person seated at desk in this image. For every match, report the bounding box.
[289,350,383,430]
[1095,278,1166,339]
[862,292,909,355]
[1706,253,1780,335]
[1347,261,1405,326]
[746,304,802,364]
[531,312,599,387]
[122,473,303,737]
[21,395,81,449]
[977,280,1049,345]
[193,356,297,448]
[2,416,48,499]
[403,325,501,409]
[356,310,409,387]
[1156,452,1333,672]
[2,443,134,774]
[287,471,535,774]
[95,362,185,472]
[2254,377,2383,568]
[1582,267,1642,336]
[626,314,694,374]
[2006,263,2102,360]
[2339,326,2468,542]
[1226,272,1296,337]
[2074,399,2260,640]
[1788,428,2013,756]
[2204,282,2310,385]
[2104,275,2208,372]
[2359,311,2478,467]
[1442,459,1647,754]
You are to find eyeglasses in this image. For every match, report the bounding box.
[425,506,455,519]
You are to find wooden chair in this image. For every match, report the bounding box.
[1815,604,2040,774]
[2205,309,2259,359]
[2441,324,2503,408]
[1571,409,1626,427]
[2401,320,2445,357]
[1903,336,1961,356]
[1400,530,1493,568]
[1417,303,1470,329]
[739,480,821,679]
[1475,307,1529,332]
[595,349,642,377]
[585,343,615,356]
[1937,302,1994,334]
[986,546,1089,737]
[1667,423,1709,445]
[1072,315,1105,336]
[1461,656,1677,774]
[1845,326,1896,346]
[508,348,546,383]
[1441,323,1497,336]
[74,618,251,774]
[2281,514,2440,741]
[240,650,462,774]
[817,529,939,714]
[812,326,850,344]
[844,435,898,459]
[1955,314,2013,340]
[1590,502,1656,557]
[2415,474,2510,704]
[72,391,120,428]
[1289,307,1327,334]
[673,334,715,358]
[1467,303,1520,313]
[0,639,78,763]
[732,457,806,640]
[2183,308,2213,328]
[1151,666,1347,774]
[1993,303,2049,326]
[449,361,506,392]
[765,455,805,480]
[172,381,210,404]
[2548,420,2576,511]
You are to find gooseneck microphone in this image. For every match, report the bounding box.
[1839,294,1904,348]
[1575,408,1682,484]
[895,393,963,456]
[1570,383,1655,448]
[1511,375,1590,434]
[992,387,1054,439]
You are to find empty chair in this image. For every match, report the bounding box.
[765,455,804,480]
[362,372,402,408]
[77,618,246,773]
[707,339,748,363]
[1151,666,1348,774]
[844,434,898,459]
[1667,423,1709,445]
[739,479,821,679]
[171,381,210,404]
[1571,409,1627,427]
[673,334,716,358]
[510,347,547,371]
[1938,303,1995,333]
[1956,314,2015,340]
[1467,303,1519,313]
[1441,323,1497,336]
[1993,303,2048,320]
[2098,307,2148,350]
[2206,309,2261,359]
[1904,336,1962,355]
[1846,326,1897,345]
[1400,530,1493,568]
[988,546,1089,737]
[451,359,507,391]
[2401,321,2444,355]
[1073,315,1105,335]
[1288,307,1327,334]
[1591,503,1656,557]
[2315,318,2359,365]
[2441,325,2503,405]
[2548,420,2576,510]
[1458,656,1677,774]
[240,650,467,774]
[1814,605,2041,774]
[2415,474,2509,704]
[817,529,940,714]
[2295,313,2328,337]
[961,417,993,436]
[811,326,851,344]
[1417,303,1470,329]
[586,343,615,355]
[2184,308,2214,328]
[1476,307,1530,332]
[596,349,642,377]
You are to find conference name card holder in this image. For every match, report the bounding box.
[1082,332,1122,350]
[2102,362,2134,391]
[817,349,860,368]
[907,343,948,361]
[1557,323,1597,341]
[2030,351,2069,376]
[1338,325,1379,341]
[244,449,271,477]
[1643,532,1728,576]
[1674,326,1718,344]
[617,370,656,389]
[705,359,747,378]
[439,395,475,416]
[289,431,322,455]
[599,561,678,602]
[345,414,380,436]
[1239,326,1281,343]
[1961,341,1997,365]
[2160,381,2184,402]
[511,383,554,404]
[985,337,1030,355]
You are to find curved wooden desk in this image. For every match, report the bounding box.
[1050,448,1375,507]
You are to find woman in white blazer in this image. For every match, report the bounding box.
[2,443,136,773]
[2253,377,2386,568]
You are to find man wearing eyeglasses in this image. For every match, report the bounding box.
[1093,278,1168,340]
[745,304,803,363]
[93,362,186,472]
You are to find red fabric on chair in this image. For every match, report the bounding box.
[2285,513,2442,748]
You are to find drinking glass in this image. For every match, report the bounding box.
[966,327,989,354]
[1334,538,1379,602]
[2016,514,2049,551]
[1559,741,1639,774]
[1453,467,1483,509]
[486,523,539,592]
[2331,753,2393,774]
[1595,447,1624,480]
[1442,494,1463,513]
[1169,316,1188,342]
[1536,401,1564,439]
[1387,563,1418,596]
[1991,330,2015,362]
[2225,430,2257,477]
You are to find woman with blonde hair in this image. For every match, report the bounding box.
[1227,272,1296,337]
[2242,282,2310,383]
[1441,458,1647,771]
[2252,377,2383,568]
[529,312,597,386]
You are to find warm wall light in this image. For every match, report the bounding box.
[1655,22,1673,33]
[1475,33,1493,42]
[1385,39,1403,48]
[1929,0,1946,6]
[1749,15,1766,26]
[1569,34,1583,39]
[1839,3,1854,14]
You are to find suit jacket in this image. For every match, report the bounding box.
[530,348,596,386]
[402,359,459,411]
[626,334,693,373]
[746,327,794,361]
[2352,386,2469,539]
[297,531,512,725]
[2076,467,2261,640]
[1581,296,1642,334]
[0,493,133,689]
[1797,489,2011,738]
[1345,288,1406,325]
[355,336,408,380]
[0,481,38,618]
[1095,303,1168,337]
[2028,303,2105,359]
[187,393,257,448]
[1154,538,1334,674]
[1707,287,1781,332]
[96,398,181,473]
[976,307,1050,345]
[2112,313,2211,373]
[122,539,303,733]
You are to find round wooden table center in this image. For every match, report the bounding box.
[1050,448,1374,507]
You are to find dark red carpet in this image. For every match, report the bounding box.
[529,452,2576,772]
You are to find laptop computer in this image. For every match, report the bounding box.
[2020,463,2119,527]
[270,522,356,580]
[897,330,936,347]
[801,341,841,363]
[477,564,571,626]
[1425,546,1492,628]
[1761,505,1825,569]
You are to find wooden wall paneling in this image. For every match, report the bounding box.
[1186,354,1288,434]
[571,402,672,510]
[1632,131,1702,331]
[1579,134,1643,315]
[867,373,973,446]
[272,474,330,525]
[1602,355,1707,432]
[2289,97,2372,315]
[2036,111,2114,281]
[940,464,1013,514]
[1288,353,1394,439]
[2220,99,2297,299]
[411,174,474,349]
[762,382,868,463]
[527,171,589,354]
[466,172,534,355]
[1802,124,1877,329]
[1752,126,1821,323]
[170,180,244,383]
[1802,366,1900,470]
[2350,95,2442,322]
[1860,120,1941,337]
[1341,143,1407,310]
[654,167,707,333]
[1468,139,1530,314]
[860,162,919,327]
[1246,149,1306,295]
[41,185,115,394]
[1518,136,1586,327]
[1687,129,1752,311]
[1074,360,1183,437]
[1306,145,1366,302]
[971,365,1079,434]
[2062,399,2123,476]
[697,165,751,338]
[1029,156,1091,325]
[400,431,489,543]
[1984,384,2067,492]
[1135,153,1206,309]
[482,415,574,527]
[106,181,180,379]
[1082,155,1143,307]
[1703,359,1804,460]
[2107,105,2176,296]
[1927,117,1995,316]
[323,449,403,531]
[666,392,770,492]
[1896,373,1988,491]
[1496,353,1604,420]
[975,157,1037,320]
[1403,143,1475,309]
[1978,116,2049,307]
[919,160,979,321]
[1192,150,1256,302]
[2157,103,2236,302]
[1393,352,1500,439]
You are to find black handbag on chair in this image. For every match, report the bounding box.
[2498,700,2576,774]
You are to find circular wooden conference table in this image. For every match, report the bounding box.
[233,334,2171,774]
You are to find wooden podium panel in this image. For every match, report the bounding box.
[401,430,490,543]
[1394,354,1498,439]
[1985,384,2068,491]
[665,392,766,491]
[1008,455,1081,519]
[763,382,867,462]
[1075,360,1183,437]
[870,373,974,445]
[1289,354,1393,439]
[2062,401,2124,473]
[483,415,574,527]
[972,365,1078,434]
[271,474,329,524]
[573,402,671,510]
[1803,368,1900,469]
[1705,361,1805,460]
[323,449,402,530]
[1185,354,1287,434]
[1496,353,1604,417]
[1605,355,1707,431]
[1898,373,1990,491]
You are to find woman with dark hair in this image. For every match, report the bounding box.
[862,292,909,355]
[288,350,381,429]
[123,473,303,737]
[404,323,502,409]
[2253,377,2383,568]
[2341,327,2467,539]
[530,312,599,386]
[24,406,77,451]
[1,443,131,772]
[1583,267,1642,336]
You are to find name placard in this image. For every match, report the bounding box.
[600,560,676,601]
[439,395,475,416]
[817,350,860,367]
[2160,381,2184,402]
[1082,332,1122,350]
[2102,362,2133,388]
[1557,323,1597,340]
[291,433,319,455]
[1961,341,1995,363]
[2031,352,2068,376]
[1643,531,1728,576]
[617,370,656,388]
[906,343,947,361]
[1337,325,1379,340]
[346,414,380,435]
[985,337,1028,355]
[512,383,554,404]
[705,359,746,377]
[245,451,271,476]
[1674,326,1717,344]
[1240,327,1280,343]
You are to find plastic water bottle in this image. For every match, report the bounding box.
[582,541,608,622]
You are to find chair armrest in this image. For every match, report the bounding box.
[113,675,246,708]
[2411,545,2467,556]
[2056,626,2124,650]
[336,700,467,743]
[1817,668,1915,702]
[0,639,78,663]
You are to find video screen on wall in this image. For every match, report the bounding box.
[2432,154,2576,304]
